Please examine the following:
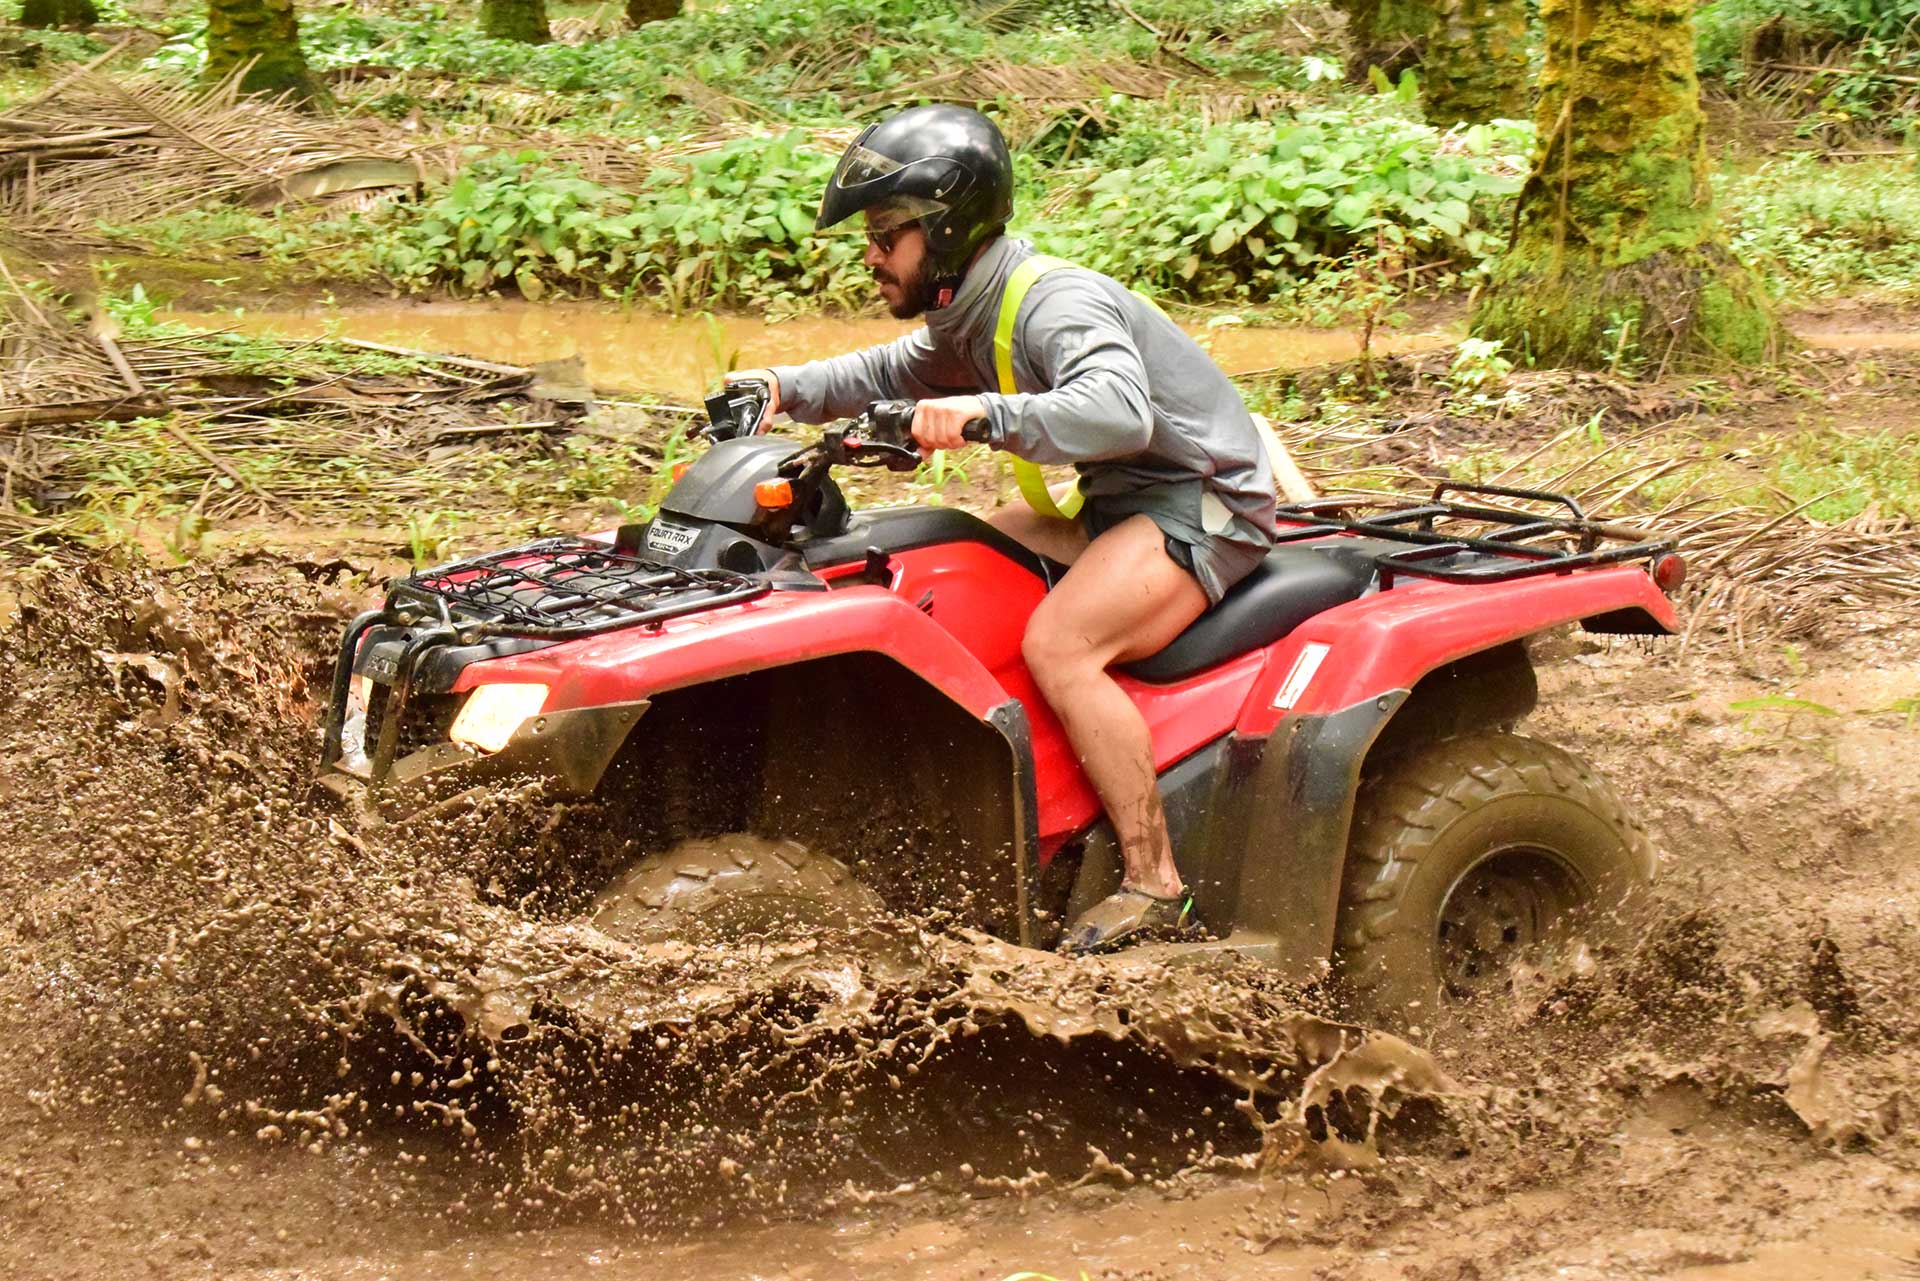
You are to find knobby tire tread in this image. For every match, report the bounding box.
[1335,731,1657,1014]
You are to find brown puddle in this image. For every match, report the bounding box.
[163,300,1457,399]
[1790,328,1920,352]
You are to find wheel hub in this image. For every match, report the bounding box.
[1436,853,1567,1000]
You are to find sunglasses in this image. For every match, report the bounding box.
[865,224,911,254]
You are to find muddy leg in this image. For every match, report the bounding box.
[1020,515,1208,896]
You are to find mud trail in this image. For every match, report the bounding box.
[2,557,1918,1279]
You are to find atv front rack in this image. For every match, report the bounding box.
[321,537,768,779]
[392,536,768,639]
[1275,481,1676,588]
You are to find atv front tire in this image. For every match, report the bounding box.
[1334,732,1656,1027]
[589,833,885,945]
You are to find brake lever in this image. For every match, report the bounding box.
[831,424,921,472]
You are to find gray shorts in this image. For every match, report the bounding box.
[1081,481,1268,605]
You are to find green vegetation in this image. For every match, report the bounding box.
[374,137,868,312]
[363,108,1527,315]
[1721,156,1920,302]
[1031,112,1529,307]
[3,0,1909,328]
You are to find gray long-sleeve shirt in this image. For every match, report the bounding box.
[769,236,1277,560]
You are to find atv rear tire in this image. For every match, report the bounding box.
[588,833,885,945]
[1334,732,1656,1028]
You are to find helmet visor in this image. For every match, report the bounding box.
[864,194,948,234]
[833,141,903,190]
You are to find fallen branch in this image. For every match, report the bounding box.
[0,396,170,431]
[1763,61,1920,87]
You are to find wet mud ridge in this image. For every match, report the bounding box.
[3,558,1919,1278]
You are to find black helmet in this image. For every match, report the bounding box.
[816,105,1014,289]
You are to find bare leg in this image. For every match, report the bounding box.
[1019,515,1208,896]
[987,503,1088,566]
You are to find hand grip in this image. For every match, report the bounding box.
[961,417,993,445]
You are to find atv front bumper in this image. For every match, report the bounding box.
[321,697,650,809]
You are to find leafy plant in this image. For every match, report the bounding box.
[405,510,458,568]
[1446,337,1512,393]
[1031,111,1531,304]
[377,135,869,310]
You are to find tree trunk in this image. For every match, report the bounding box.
[1471,0,1782,369]
[1331,0,1432,77]
[1423,0,1528,124]
[205,0,327,105]
[19,0,99,27]
[625,0,682,24]
[481,0,552,43]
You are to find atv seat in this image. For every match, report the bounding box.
[1120,539,1397,683]
[817,508,1389,685]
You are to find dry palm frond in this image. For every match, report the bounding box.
[1,301,652,548]
[959,0,1070,33]
[0,70,421,235]
[1263,410,1920,646]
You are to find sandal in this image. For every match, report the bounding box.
[1061,886,1201,955]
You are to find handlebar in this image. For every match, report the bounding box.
[864,399,994,450]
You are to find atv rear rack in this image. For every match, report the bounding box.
[1275,481,1676,588]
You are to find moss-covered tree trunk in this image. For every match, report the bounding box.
[1472,0,1781,368]
[481,0,552,43]
[206,0,326,105]
[1423,0,1528,123]
[19,0,99,27]
[625,0,681,24]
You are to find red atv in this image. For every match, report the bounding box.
[321,386,1685,1022]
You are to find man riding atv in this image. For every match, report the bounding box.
[731,105,1280,953]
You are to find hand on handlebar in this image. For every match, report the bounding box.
[910,395,991,455]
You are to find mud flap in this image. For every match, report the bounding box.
[1231,691,1408,978]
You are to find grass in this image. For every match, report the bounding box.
[1720,154,1920,304]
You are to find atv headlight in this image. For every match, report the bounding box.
[449,683,549,754]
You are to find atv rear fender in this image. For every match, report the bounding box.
[1196,561,1678,976]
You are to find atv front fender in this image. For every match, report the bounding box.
[445,585,1016,722]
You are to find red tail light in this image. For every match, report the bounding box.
[1652,553,1687,593]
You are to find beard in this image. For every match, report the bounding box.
[874,255,941,320]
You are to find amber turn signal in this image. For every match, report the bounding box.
[671,462,691,482]
[754,479,794,509]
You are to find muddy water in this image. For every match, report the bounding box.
[163,300,1455,399]
[1790,328,1920,352]
[7,555,1920,1278]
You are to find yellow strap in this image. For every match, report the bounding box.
[994,254,1084,520]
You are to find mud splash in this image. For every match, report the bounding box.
[0,558,1449,1227]
[5,556,1919,1280]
